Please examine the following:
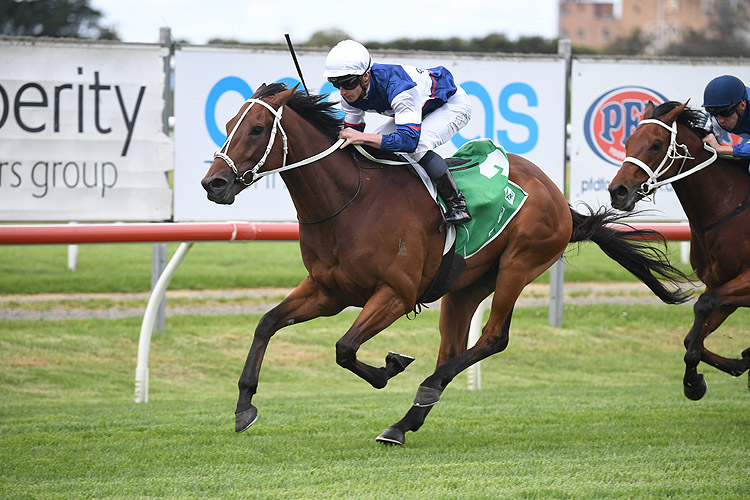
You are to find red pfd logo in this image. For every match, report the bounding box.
[584,86,668,165]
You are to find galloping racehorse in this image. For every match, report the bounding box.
[609,100,750,400]
[202,83,689,445]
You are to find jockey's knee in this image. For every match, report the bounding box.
[418,150,448,178]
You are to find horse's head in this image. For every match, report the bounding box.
[609,101,690,211]
[201,83,297,204]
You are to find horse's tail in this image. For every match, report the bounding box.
[568,205,692,304]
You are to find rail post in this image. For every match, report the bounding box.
[135,242,194,403]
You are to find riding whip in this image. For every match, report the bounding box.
[284,34,310,96]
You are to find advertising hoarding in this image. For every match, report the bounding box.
[173,46,567,221]
[570,57,750,221]
[0,39,172,221]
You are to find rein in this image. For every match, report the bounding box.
[625,117,750,234]
[213,97,411,223]
[297,153,362,225]
[692,177,750,234]
[622,118,717,196]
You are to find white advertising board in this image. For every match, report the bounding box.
[173,46,566,221]
[0,39,173,222]
[570,57,750,221]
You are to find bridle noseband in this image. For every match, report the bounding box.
[214,98,289,186]
[622,118,717,196]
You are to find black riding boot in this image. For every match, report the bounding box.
[435,170,471,225]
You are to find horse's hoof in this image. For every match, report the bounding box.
[376,426,405,446]
[684,374,707,401]
[385,351,415,376]
[235,405,258,433]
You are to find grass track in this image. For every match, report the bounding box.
[1,305,748,499]
[0,240,695,295]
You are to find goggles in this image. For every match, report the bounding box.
[328,75,361,90]
[707,103,739,118]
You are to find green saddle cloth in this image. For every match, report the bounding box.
[441,139,529,258]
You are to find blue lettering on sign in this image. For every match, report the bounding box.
[204,77,541,153]
[205,76,254,146]
[319,81,337,96]
[600,100,645,145]
[580,177,611,194]
[600,103,621,143]
[580,177,675,194]
[277,77,300,90]
[623,101,642,139]
[497,82,538,155]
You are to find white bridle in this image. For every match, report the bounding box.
[213,98,289,186]
[622,118,717,196]
[213,97,409,186]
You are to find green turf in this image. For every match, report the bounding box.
[1,305,748,499]
[0,240,694,295]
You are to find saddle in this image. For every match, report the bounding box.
[356,140,528,307]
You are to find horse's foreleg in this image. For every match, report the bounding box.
[334,287,412,389]
[236,277,343,433]
[683,274,750,400]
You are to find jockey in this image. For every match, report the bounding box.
[702,74,750,159]
[323,39,473,225]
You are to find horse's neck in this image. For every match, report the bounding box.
[671,144,750,228]
[277,111,429,228]
[278,123,364,225]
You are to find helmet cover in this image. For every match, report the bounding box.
[323,40,372,79]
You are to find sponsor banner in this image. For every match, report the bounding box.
[0,39,172,221]
[173,46,566,221]
[570,58,750,221]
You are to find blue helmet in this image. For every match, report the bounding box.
[703,75,748,108]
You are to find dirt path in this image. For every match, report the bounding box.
[0,282,699,321]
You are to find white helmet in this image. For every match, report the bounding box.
[322,40,372,79]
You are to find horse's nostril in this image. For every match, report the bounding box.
[210,179,227,190]
[609,185,627,201]
[202,177,228,194]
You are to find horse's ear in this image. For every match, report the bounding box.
[663,102,688,123]
[643,100,655,119]
[270,86,297,107]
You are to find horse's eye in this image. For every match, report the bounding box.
[249,125,264,136]
[650,141,662,152]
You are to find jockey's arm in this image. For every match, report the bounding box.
[702,133,735,156]
[338,127,383,149]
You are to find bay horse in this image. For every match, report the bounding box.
[201,83,689,446]
[609,100,750,400]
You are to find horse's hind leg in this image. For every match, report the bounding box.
[334,286,415,389]
[435,277,497,363]
[377,284,517,446]
[236,277,344,433]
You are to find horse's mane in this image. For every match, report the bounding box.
[650,101,710,139]
[253,82,343,141]
[652,100,750,171]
